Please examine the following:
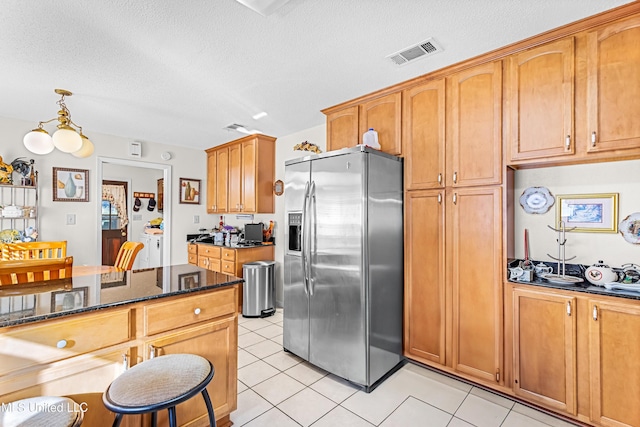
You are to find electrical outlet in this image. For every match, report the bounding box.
[66,214,76,225]
[193,215,200,224]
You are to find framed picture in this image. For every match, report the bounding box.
[179,271,202,290]
[179,178,201,204]
[52,167,89,202]
[556,193,619,233]
[51,287,88,312]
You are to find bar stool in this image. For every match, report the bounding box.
[1,396,83,427]
[102,353,216,427]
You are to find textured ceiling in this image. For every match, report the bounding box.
[0,0,633,150]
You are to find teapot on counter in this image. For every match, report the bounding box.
[585,260,623,286]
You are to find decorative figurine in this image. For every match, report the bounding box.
[0,156,13,184]
[11,157,35,186]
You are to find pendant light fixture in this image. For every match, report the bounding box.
[23,89,94,158]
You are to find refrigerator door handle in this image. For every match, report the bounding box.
[302,181,310,295]
[308,180,317,296]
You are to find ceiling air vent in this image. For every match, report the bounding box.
[386,38,443,66]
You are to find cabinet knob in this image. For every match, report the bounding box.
[565,135,571,150]
[591,131,597,147]
[566,301,572,316]
[194,308,201,315]
[452,193,457,205]
[149,344,157,359]
[437,173,442,186]
[453,171,458,184]
[56,339,68,349]
[593,305,598,321]
[122,354,129,371]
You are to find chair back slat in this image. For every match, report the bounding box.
[114,241,144,270]
[0,257,73,285]
[0,241,67,261]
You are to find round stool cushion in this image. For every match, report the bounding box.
[0,396,82,427]
[105,354,212,409]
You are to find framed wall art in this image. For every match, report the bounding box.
[179,178,201,204]
[179,271,202,290]
[556,193,619,233]
[53,167,89,202]
[51,287,88,312]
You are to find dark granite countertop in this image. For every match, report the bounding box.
[0,264,242,328]
[507,259,640,301]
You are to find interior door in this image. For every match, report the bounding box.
[102,180,127,265]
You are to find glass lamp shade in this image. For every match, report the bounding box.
[23,128,55,154]
[71,134,94,158]
[52,126,83,153]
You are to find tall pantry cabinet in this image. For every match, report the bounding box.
[403,61,504,386]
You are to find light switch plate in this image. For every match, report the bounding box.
[66,214,76,225]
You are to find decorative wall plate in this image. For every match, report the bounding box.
[619,212,640,244]
[519,186,554,214]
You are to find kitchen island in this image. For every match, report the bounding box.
[0,264,241,427]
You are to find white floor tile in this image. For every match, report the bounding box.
[266,312,284,323]
[380,396,452,427]
[238,325,251,336]
[447,417,476,427]
[311,406,374,427]
[285,361,328,386]
[244,407,301,427]
[252,373,306,405]
[512,404,578,427]
[470,386,515,410]
[404,363,473,393]
[502,411,554,427]
[310,374,360,403]
[242,318,274,331]
[239,315,252,325]
[230,389,273,427]
[245,339,283,359]
[263,350,303,371]
[270,333,283,346]
[341,384,406,425]
[278,387,337,427]
[254,324,283,339]
[239,331,267,349]
[238,360,280,387]
[238,380,248,394]
[455,394,509,427]
[238,349,259,368]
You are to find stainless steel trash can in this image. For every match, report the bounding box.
[242,261,276,318]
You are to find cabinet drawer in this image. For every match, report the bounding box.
[188,243,198,255]
[221,249,235,261]
[188,253,197,264]
[209,259,221,273]
[222,261,236,275]
[144,287,236,336]
[197,245,220,258]
[0,309,131,376]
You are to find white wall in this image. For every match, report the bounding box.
[514,159,640,268]
[0,116,208,266]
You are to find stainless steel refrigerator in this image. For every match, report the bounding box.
[283,146,404,391]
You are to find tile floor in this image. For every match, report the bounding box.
[232,309,579,427]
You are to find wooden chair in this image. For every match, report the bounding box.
[114,241,144,270]
[0,256,73,285]
[0,240,67,260]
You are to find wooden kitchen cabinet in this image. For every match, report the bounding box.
[508,37,575,162]
[585,15,640,156]
[403,79,446,190]
[404,189,446,365]
[197,244,222,272]
[511,287,577,414]
[205,134,275,214]
[323,92,402,155]
[188,243,198,265]
[589,298,640,427]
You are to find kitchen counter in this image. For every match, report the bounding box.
[507,259,640,301]
[0,263,242,328]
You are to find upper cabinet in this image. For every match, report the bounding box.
[205,134,275,214]
[447,61,503,187]
[323,92,402,155]
[586,15,640,155]
[508,38,575,161]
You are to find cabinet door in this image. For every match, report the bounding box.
[404,190,446,365]
[589,299,640,427]
[403,80,446,190]
[326,106,359,151]
[144,318,237,426]
[513,288,576,414]
[207,151,218,213]
[509,38,575,161]
[450,186,502,383]
[241,138,257,212]
[228,143,242,213]
[359,92,402,155]
[447,61,502,187]
[216,148,229,213]
[587,16,640,154]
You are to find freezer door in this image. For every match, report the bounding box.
[308,152,367,385]
[283,160,310,360]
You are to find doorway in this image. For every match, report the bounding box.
[96,157,172,267]
[101,180,128,265]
